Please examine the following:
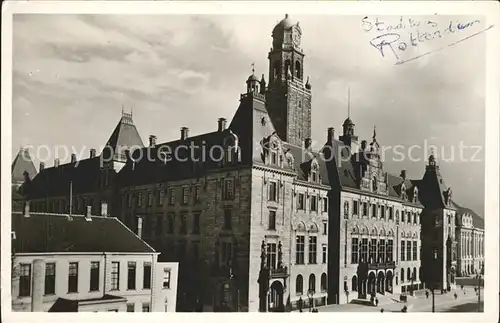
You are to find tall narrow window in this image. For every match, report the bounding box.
[353,201,359,215]
[323,197,328,212]
[19,263,31,297]
[223,209,232,230]
[295,235,305,265]
[127,262,136,290]
[412,241,418,261]
[308,236,317,264]
[163,269,171,289]
[68,262,79,293]
[401,241,406,261]
[266,243,277,269]
[323,221,328,235]
[380,205,385,219]
[180,213,187,234]
[308,274,316,293]
[322,245,327,264]
[389,207,393,220]
[182,187,189,205]
[193,213,200,234]
[44,263,56,295]
[194,185,201,203]
[406,240,411,261]
[147,191,153,206]
[269,181,278,201]
[369,239,377,263]
[110,262,120,290]
[298,193,304,210]
[90,261,100,291]
[138,192,143,207]
[310,196,317,212]
[351,238,359,264]
[143,262,151,289]
[296,275,303,295]
[372,204,377,218]
[223,179,234,200]
[158,190,165,206]
[221,242,233,267]
[268,210,276,230]
[363,202,368,216]
[386,240,393,262]
[169,189,175,205]
[361,238,368,262]
[378,239,385,263]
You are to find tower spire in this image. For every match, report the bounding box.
[348,87,351,119]
[373,125,377,140]
[251,62,255,75]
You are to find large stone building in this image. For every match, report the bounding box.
[11,205,178,312]
[20,14,484,312]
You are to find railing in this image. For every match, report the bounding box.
[269,266,288,278]
[240,92,266,102]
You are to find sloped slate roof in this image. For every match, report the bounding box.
[452,201,484,229]
[12,212,155,253]
[102,113,144,162]
[11,148,37,183]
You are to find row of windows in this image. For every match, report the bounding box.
[295,273,327,295]
[345,200,420,225]
[400,240,419,262]
[17,261,169,297]
[139,212,202,237]
[296,193,328,213]
[350,238,394,264]
[295,236,327,265]
[400,267,419,283]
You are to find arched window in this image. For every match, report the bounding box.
[308,274,316,293]
[321,273,327,291]
[296,275,303,295]
[351,275,358,291]
[407,268,411,281]
[295,61,301,79]
[401,211,406,223]
[401,268,405,282]
[413,267,417,281]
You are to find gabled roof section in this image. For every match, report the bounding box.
[387,174,423,206]
[451,201,484,229]
[420,161,454,209]
[12,148,37,183]
[102,111,144,162]
[12,212,155,253]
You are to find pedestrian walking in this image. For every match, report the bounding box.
[454,292,457,300]
[380,308,384,313]
[425,290,429,299]
[401,305,408,313]
[375,298,379,307]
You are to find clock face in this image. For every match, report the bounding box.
[292,31,301,46]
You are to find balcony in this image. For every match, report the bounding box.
[368,261,396,270]
[269,266,288,278]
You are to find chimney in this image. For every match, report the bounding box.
[149,135,157,147]
[180,127,189,140]
[39,162,45,171]
[23,201,30,218]
[54,158,60,167]
[31,259,45,312]
[90,148,96,158]
[400,170,407,180]
[218,118,227,132]
[304,138,312,150]
[327,127,335,143]
[137,216,143,239]
[361,140,367,151]
[71,153,77,163]
[85,205,92,221]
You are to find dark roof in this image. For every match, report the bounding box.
[452,201,484,229]
[12,212,155,253]
[27,157,102,198]
[11,148,37,183]
[49,294,126,312]
[102,112,144,162]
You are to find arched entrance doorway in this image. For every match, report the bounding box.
[269,281,284,312]
[377,271,385,294]
[367,272,376,296]
[385,271,393,293]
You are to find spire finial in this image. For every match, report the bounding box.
[347,87,351,119]
[251,62,255,74]
[373,125,377,140]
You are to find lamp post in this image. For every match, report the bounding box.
[307,289,315,312]
[431,249,438,313]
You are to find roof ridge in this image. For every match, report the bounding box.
[112,217,156,252]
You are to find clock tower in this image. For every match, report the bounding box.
[266,14,312,147]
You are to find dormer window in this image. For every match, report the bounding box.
[413,187,419,203]
[310,162,319,183]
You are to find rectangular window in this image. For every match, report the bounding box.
[127,304,135,312]
[351,238,359,264]
[268,210,276,230]
[413,213,417,224]
[138,193,143,207]
[322,245,327,264]
[323,221,328,235]
[68,262,78,293]
[310,196,317,212]
[193,213,200,234]
[389,207,393,220]
[378,239,386,263]
[381,205,385,219]
[194,185,201,203]
[266,243,277,269]
[163,269,171,289]
[406,240,412,261]
[44,263,56,295]
[372,204,377,218]
[413,241,418,261]
[401,241,406,261]
[363,202,368,216]
[142,303,150,312]
[110,262,120,290]
[296,235,305,264]
[308,236,317,264]
[169,189,175,205]
[271,151,278,165]
[147,191,153,206]
[298,193,304,210]
[322,197,328,212]
[180,213,187,234]
[19,263,31,297]
[386,240,393,263]
[269,181,278,202]
[127,262,136,290]
[369,239,377,263]
[182,187,189,205]
[353,201,359,215]
[158,190,165,206]
[90,261,100,292]
[221,242,233,267]
[223,209,232,230]
[143,262,152,289]
[360,238,368,263]
[223,179,234,200]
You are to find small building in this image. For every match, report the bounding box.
[11,204,178,312]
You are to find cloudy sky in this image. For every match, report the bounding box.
[12,14,486,216]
